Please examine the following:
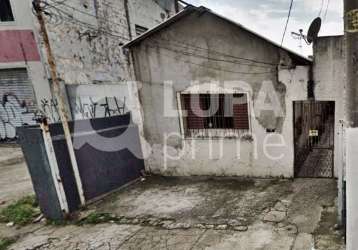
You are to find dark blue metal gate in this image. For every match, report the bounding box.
[18,113,145,219]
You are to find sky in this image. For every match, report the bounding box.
[185,0,344,57]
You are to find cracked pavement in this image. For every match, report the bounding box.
[3,176,345,250]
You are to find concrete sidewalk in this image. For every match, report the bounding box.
[0,146,24,166]
[7,177,345,250]
[0,146,33,208]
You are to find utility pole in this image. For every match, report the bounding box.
[345,0,358,127]
[33,0,86,206]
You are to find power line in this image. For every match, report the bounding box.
[281,0,294,46]
[45,0,171,41]
[50,0,127,25]
[318,0,324,17]
[47,11,129,41]
[44,4,130,40]
[46,0,130,31]
[51,0,166,27]
[41,0,283,68]
[146,44,276,75]
[149,41,275,69]
[323,0,330,21]
[150,37,278,66]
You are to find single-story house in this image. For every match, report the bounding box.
[124,5,344,179]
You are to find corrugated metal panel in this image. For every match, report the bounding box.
[0,69,36,106]
[0,68,37,140]
[0,68,36,111]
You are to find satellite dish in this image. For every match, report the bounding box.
[307,17,322,44]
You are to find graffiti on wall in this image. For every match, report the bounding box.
[38,96,127,121]
[0,94,36,140]
[71,96,127,120]
[40,98,60,123]
[0,94,127,141]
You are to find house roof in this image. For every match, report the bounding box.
[124,6,312,65]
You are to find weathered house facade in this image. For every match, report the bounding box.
[125,6,316,178]
[41,0,178,86]
[36,0,178,124]
[311,35,346,227]
[0,0,178,141]
[313,35,345,177]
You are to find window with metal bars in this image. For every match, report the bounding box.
[181,93,250,138]
[0,0,14,22]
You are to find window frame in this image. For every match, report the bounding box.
[0,0,15,24]
[178,92,252,139]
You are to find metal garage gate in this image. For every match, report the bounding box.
[0,68,37,141]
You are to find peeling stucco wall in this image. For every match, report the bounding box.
[0,0,176,141]
[313,35,346,225]
[132,11,310,177]
[313,36,345,179]
[38,0,176,85]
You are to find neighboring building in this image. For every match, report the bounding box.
[36,0,179,126]
[0,0,178,141]
[0,0,52,141]
[39,0,178,86]
[125,6,315,178]
[313,35,345,178]
[313,35,346,223]
[313,35,354,240]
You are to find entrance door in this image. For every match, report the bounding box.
[293,101,335,178]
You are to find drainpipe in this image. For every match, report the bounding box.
[307,64,315,100]
[124,0,132,40]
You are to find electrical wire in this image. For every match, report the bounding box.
[46,8,130,41]
[42,1,280,68]
[150,37,278,66]
[149,41,276,69]
[323,0,330,22]
[44,0,170,41]
[44,4,130,40]
[46,0,130,31]
[281,0,294,46]
[146,44,276,75]
[318,0,324,17]
[40,0,290,69]
[51,0,165,26]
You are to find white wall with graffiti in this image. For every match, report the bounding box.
[0,94,37,140]
[0,80,143,142]
[66,84,130,120]
[0,67,51,142]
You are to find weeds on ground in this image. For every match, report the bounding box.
[77,212,118,225]
[0,237,16,250]
[0,196,39,225]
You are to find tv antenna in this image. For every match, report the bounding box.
[291,17,322,50]
[291,29,305,52]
